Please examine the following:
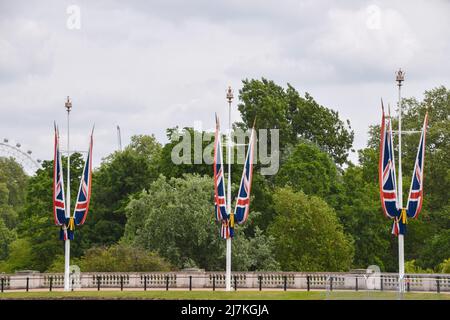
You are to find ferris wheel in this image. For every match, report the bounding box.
[0,138,42,176]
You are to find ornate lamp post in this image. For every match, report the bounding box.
[225,86,233,291]
[64,96,72,291]
[395,69,405,293]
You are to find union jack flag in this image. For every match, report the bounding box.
[214,114,228,223]
[221,220,233,239]
[60,217,74,241]
[406,113,428,219]
[379,102,405,235]
[234,124,256,225]
[53,123,66,226]
[379,102,400,220]
[74,127,94,226]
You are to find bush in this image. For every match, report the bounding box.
[0,238,33,273]
[77,244,173,272]
[439,258,450,274]
[404,260,433,273]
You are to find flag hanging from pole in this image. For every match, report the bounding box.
[406,113,428,219]
[74,127,94,226]
[379,102,405,236]
[53,123,66,226]
[234,123,256,225]
[214,114,228,223]
[379,102,400,219]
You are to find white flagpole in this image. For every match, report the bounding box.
[64,96,72,292]
[396,70,405,293]
[225,86,233,291]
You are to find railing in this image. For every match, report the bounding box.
[0,272,449,293]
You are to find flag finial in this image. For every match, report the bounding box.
[226,86,234,104]
[65,96,72,113]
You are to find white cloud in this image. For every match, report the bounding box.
[0,0,448,169]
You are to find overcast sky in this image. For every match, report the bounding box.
[1,0,449,171]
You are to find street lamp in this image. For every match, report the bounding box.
[395,68,405,293]
[64,96,72,291]
[65,96,72,112]
[225,86,233,291]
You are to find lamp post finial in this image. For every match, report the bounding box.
[396,69,405,87]
[226,86,234,104]
[65,96,72,113]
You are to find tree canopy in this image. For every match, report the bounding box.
[0,82,448,274]
[238,78,354,165]
[269,187,354,271]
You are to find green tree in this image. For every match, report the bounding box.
[276,142,342,208]
[0,157,28,208]
[337,164,395,271]
[124,174,224,270]
[238,78,354,165]
[268,187,354,271]
[0,157,28,230]
[438,258,450,273]
[0,238,33,272]
[125,174,278,271]
[417,230,450,270]
[158,127,214,179]
[84,134,162,247]
[229,226,281,271]
[0,219,16,261]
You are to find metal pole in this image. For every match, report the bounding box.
[307,275,310,291]
[396,70,405,293]
[144,275,147,291]
[64,97,72,292]
[225,87,233,292]
[436,277,440,293]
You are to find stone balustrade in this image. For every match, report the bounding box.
[0,271,448,292]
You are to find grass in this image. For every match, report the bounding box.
[0,290,448,300]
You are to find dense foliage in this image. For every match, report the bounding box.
[0,80,448,273]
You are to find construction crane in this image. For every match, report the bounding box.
[117,125,122,151]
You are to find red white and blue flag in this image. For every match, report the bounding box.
[220,220,231,239]
[234,124,256,225]
[53,123,66,226]
[213,114,228,223]
[74,127,94,226]
[379,102,406,235]
[406,113,428,219]
[379,102,400,220]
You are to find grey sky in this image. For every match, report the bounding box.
[0,0,449,170]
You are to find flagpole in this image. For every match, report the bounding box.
[64,96,72,292]
[396,69,405,293]
[225,86,233,291]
